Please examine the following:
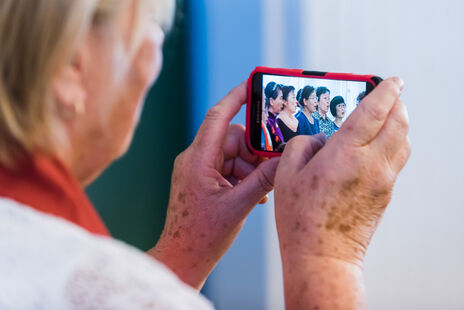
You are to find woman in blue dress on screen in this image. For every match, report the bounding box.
[295,86,320,135]
[277,85,300,142]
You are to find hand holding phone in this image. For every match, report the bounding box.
[246,67,383,156]
[273,76,409,309]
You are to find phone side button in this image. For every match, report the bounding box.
[302,70,327,76]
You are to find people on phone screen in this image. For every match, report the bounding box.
[277,86,300,142]
[295,85,320,135]
[262,82,362,151]
[314,87,335,139]
[330,96,346,131]
[356,91,366,106]
[264,82,285,151]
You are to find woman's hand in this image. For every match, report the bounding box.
[275,77,410,309]
[148,81,279,290]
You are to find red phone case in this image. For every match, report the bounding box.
[246,66,382,157]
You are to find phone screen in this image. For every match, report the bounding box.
[251,73,371,153]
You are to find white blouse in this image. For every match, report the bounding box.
[0,197,214,310]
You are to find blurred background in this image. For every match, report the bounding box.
[87,0,464,309]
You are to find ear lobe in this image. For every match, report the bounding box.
[51,46,87,115]
[52,66,86,109]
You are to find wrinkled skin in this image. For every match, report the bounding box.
[150,82,280,290]
[275,77,410,309]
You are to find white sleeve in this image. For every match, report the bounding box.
[0,198,214,310]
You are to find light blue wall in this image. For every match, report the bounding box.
[283,0,302,68]
[188,1,266,309]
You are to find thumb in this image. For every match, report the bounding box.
[228,157,280,216]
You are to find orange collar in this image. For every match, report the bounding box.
[0,155,110,236]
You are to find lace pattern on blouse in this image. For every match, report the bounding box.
[0,198,214,310]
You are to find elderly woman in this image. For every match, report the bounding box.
[0,0,411,309]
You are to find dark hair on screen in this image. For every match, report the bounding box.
[296,88,303,106]
[357,91,366,103]
[298,85,316,107]
[316,86,330,101]
[264,82,283,109]
[330,96,345,117]
[281,85,295,101]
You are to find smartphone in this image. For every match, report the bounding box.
[246,67,383,157]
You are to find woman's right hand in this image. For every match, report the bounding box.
[274,77,410,309]
[149,82,280,291]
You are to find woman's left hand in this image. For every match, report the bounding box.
[148,81,280,290]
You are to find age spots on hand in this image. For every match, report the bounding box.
[311,175,320,191]
[338,224,351,233]
[177,192,186,203]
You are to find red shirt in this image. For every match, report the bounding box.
[0,155,110,236]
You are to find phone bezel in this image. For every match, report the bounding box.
[246,67,382,157]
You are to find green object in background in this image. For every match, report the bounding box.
[86,3,189,251]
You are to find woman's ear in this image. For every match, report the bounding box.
[51,47,87,117]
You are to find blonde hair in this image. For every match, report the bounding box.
[0,0,174,167]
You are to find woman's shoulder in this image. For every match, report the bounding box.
[297,111,313,125]
[295,110,306,120]
[0,198,213,310]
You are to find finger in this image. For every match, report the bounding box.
[390,137,411,174]
[223,157,257,180]
[193,81,247,156]
[371,99,409,161]
[223,124,259,164]
[341,77,404,146]
[277,134,326,177]
[227,157,280,217]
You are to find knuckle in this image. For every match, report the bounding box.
[371,166,395,192]
[403,138,412,160]
[396,113,409,131]
[257,168,274,192]
[205,105,223,120]
[405,136,411,151]
[398,101,410,129]
[174,150,188,167]
[390,101,409,133]
[383,79,399,94]
[364,103,385,123]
